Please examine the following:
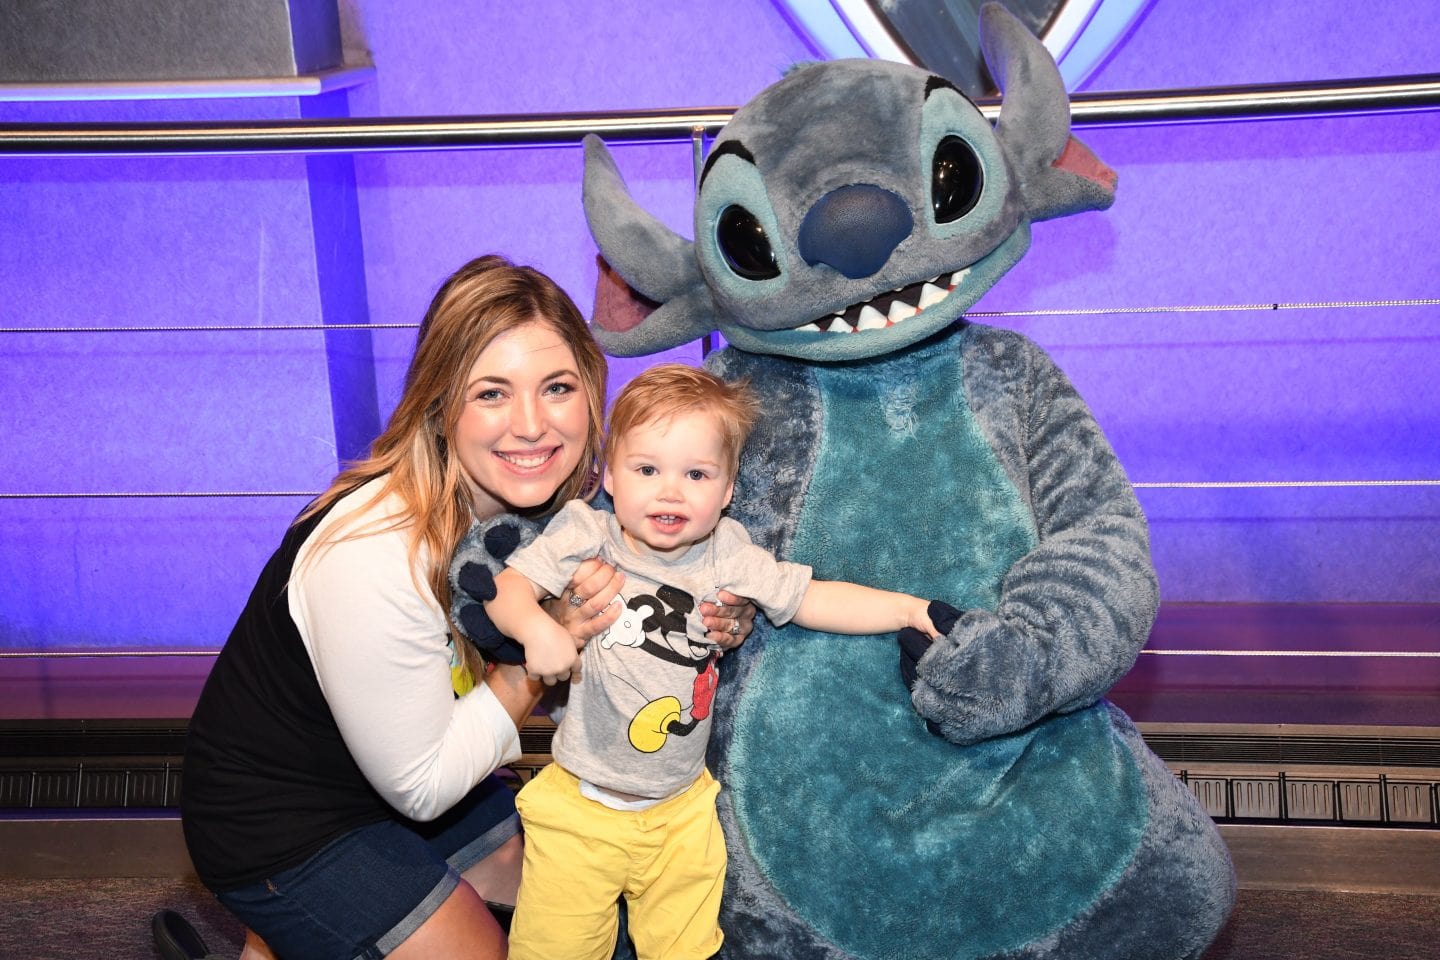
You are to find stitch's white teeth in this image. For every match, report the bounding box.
[856,305,889,331]
[886,300,917,324]
[798,267,972,335]
[919,282,949,309]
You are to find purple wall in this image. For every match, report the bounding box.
[986,1,1440,603]
[1,0,1436,718]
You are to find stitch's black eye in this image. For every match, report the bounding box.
[716,205,780,280]
[932,136,983,223]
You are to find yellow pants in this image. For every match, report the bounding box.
[509,763,726,960]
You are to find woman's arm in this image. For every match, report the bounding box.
[483,661,544,731]
[292,521,522,822]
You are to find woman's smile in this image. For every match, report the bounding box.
[456,321,590,515]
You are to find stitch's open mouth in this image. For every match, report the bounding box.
[795,269,971,334]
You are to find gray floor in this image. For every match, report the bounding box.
[2,877,1439,960]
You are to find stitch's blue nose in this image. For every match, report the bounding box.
[797,183,913,280]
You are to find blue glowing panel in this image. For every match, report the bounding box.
[0,144,340,647]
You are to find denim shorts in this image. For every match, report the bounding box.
[215,775,519,960]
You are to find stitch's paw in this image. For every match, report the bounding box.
[455,567,525,665]
[899,601,963,736]
[483,520,524,561]
[449,516,539,666]
[456,561,498,602]
[897,600,963,689]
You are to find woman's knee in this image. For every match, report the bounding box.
[460,831,524,906]
[388,881,506,960]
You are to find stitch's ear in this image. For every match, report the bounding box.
[583,135,720,357]
[980,2,1116,221]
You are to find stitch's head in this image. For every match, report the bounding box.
[585,2,1115,362]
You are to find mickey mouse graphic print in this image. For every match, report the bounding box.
[505,500,811,798]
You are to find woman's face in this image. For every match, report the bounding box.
[455,320,591,516]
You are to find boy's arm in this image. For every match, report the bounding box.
[793,580,940,639]
[487,568,580,685]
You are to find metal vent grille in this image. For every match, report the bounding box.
[1178,771,1439,826]
[0,763,182,809]
[1145,733,1440,768]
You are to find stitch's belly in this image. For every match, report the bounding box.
[726,352,1146,957]
[730,630,1144,958]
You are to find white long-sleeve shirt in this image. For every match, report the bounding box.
[290,480,522,821]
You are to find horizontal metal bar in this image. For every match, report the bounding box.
[2,74,1437,157]
[0,651,217,659]
[0,108,736,157]
[1142,650,1440,658]
[0,64,377,103]
[0,322,419,334]
[1133,480,1440,490]
[0,491,316,500]
[1067,73,1440,126]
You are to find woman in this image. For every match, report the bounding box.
[176,256,753,960]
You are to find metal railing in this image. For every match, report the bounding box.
[2,73,1438,157]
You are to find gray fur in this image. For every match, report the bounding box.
[916,325,1160,741]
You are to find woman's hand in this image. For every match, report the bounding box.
[485,661,545,729]
[541,556,625,647]
[700,590,757,652]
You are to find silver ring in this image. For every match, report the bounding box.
[729,620,740,636]
[568,594,586,608]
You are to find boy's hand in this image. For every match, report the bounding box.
[525,625,581,686]
[454,563,525,665]
[448,515,538,665]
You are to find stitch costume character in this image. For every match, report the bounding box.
[573,5,1237,959]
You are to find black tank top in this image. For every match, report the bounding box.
[181,505,393,891]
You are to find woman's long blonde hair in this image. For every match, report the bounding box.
[300,255,607,617]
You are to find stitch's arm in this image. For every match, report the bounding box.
[910,344,1158,743]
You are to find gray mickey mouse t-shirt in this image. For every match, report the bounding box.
[506,499,812,798]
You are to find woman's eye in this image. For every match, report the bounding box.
[716,205,780,280]
[545,381,576,396]
[931,135,983,223]
[474,388,504,402]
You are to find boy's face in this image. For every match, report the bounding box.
[603,409,735,560]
